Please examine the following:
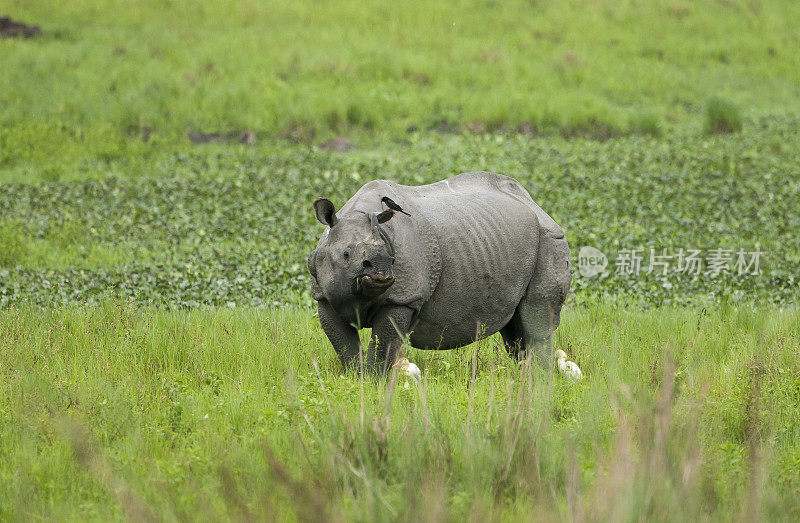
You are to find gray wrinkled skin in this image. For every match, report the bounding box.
[308,172,571,374]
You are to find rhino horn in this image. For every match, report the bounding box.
[370,213,380,239]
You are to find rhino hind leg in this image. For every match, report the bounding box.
[504,234,571,365]
[499,317,524,360]
[513,299,559,364]
[499,300,557,364]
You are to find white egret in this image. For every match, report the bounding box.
[393,357,421,383]
[555,349,583,381]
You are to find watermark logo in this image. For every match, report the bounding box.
[577,246,609,278]
[577,246,764,279]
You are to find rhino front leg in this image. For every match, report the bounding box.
[317,299,362,371]
[366,306,414,375]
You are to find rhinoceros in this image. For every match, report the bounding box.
[308,172,571,373]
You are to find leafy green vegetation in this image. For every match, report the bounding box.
[1,304,798,519]
[2,117,798,307]
[2,0,800,519]
[0,220,28,268]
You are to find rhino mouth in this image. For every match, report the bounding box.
[356,274,395,297]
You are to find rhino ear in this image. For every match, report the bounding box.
[376,209,395,224]
[313,198,338,227]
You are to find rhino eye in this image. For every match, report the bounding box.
[343,251,350,259]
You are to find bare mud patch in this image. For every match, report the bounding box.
[318,137,356,152]
[188,130,256,145]
[1,17,41,38]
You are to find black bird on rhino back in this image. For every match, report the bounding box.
[308,172,572,374]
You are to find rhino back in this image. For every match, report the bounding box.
[402,172,541,349]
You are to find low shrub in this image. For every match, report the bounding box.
[705,96,743,135]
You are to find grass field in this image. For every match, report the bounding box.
[1,304,799,520]
[3,0,800,182]
[2,0,800,520]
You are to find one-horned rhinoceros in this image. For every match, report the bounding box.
[308,172,571,374]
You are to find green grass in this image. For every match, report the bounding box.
[1,303,798,520]
[1,2,797,308]
[705,96,745,134]
[2,0,800,164]
[2,2,799,519]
